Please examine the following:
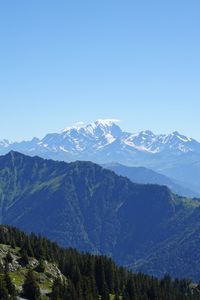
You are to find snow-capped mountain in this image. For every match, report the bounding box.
[1,119,200,195]
[40,119,123,154]
[1,119,200,158]
[0,139,10,148]
[123,130,199,154]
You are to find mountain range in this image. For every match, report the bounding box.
[1,151,200,281]
[1,119,200,196]
[103,163,197,197]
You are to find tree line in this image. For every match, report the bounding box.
[0,225,200,299]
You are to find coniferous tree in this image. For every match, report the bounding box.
[23,237,34,257]
[5,252,12,264]
[65,279,77,300]
[36,259,45,273]
[101,286,110,300]
[95,258,108,296]
[4,270,16,297]
[0,275,9,300]
[113,293,120,300]
[22,270,41,300]
[51,277,63,300]
[20,248,29,266]
[0,225,200,300]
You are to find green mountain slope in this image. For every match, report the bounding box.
[0,151,200,281]
[0,225,200,300]
[132,204,200,281]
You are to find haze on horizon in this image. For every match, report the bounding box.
[0,1,200,141]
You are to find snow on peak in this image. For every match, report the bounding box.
[171,131,192,142]
[86,119,121,135]
[94,119,120,126]
[121,129,197,154]
[0,139,10,147]
[57,119,122,151]
[0,121,199,158]
[61,122,86,132]
[61,119,120,134]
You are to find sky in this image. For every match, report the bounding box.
[0,0,200,141]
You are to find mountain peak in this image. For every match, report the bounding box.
[0,139,11,147]
[86,119,122,136]
[62,119,120,133]
[61,121,86,132]
[172,131,180,135]
[94,118,120,126]
[6,150,22,157]
[0,121,200,163]
[166,131,192,143]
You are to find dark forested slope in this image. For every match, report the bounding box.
[0,225,200,300]
[0,151,200,280]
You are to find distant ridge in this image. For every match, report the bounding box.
[104,162,198,197]
[1,119,200,195]
[1,119,200,156]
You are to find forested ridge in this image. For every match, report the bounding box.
[0,226,200,300]
[2,151,200,281]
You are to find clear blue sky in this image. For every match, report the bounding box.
[0,0,200,141]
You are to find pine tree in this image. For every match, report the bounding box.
[36,259,45,273]
[113,293,120,300]
[22,270,41,300]
[51,277,63,300]
[0,275,9,300]
[65,280,77,300]
[101,287,110,300]
[20,248,29,265]
[4,270,16,297]
[95,258,108,296]
[5,252,13,265]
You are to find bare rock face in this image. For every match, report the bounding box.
[0,242,66,299]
